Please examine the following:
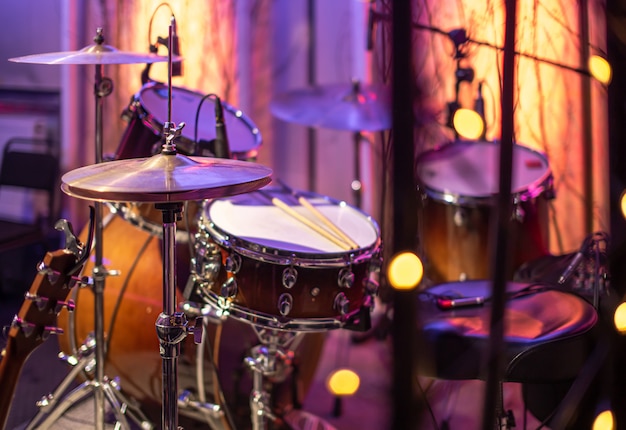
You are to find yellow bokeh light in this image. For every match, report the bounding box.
[614,302,626,333]
[387,252,423,290]
[452,108,485,140]
[327,369,360,396]
[589,55,612,85]
[620,190,626,219]
[592,410,614,430]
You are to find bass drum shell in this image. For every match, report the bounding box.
[56,212,324,427]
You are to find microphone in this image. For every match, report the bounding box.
[171,15,182,76]
[213,96,231,159]
[558,240,590,284]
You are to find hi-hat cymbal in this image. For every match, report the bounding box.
[9,43,180,65]
[270,81,391,132]
[61,152,272,203]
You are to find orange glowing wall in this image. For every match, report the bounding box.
[413,0,609,253]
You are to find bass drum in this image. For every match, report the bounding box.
[415,140,553,285]
[56,211,324,428]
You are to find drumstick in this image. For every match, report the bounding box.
[297,196,359,249]
[271,197,352,251]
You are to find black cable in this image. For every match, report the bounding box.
[193,93,219,156]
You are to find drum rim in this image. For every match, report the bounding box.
[416,140,553,206]
[199,190,382,267]
[132,81,263,157]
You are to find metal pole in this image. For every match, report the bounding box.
[481,0,517,428]
[390,0,420,428]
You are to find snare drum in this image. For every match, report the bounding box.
[193,187,382,330]
[116,82,262,160]
[416,140,552,284]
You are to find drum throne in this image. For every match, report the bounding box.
[415,279,601,429]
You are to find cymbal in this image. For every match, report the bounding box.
[9,44,180,65]
[61,152,272,203]
[270,81,391,131]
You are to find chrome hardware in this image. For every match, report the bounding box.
[310,287,320,297]
[278,293,293,316]
[282,266,298,289]
[333,292,350,315]
[338,267,355,289]
[225,253,242,274]
[220,277,238,298]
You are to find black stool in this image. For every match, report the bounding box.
[417,280,599,428]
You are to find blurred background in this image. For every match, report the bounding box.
[1,0,626,429]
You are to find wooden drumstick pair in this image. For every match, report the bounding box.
[270,196,359,251]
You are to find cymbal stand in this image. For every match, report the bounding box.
[155,119,203,430]
[26,28,153,430]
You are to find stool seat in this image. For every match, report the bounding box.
[417,280,598,382]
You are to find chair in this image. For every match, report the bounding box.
[0,137,60,254]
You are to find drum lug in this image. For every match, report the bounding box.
[453,207,467,227]
[220,277,238,299]
[278,293,293,316]
[338,267,355,289]
[334,292,350,315]
[513,204,525,223]
[282,266,298,289]
[225,253,242,274]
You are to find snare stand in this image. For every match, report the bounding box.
[244,329,300,430]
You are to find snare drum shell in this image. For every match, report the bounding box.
[208,248,370,319]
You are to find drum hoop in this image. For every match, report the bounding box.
[416,141,553,206]
[203,291,347,331]
[200,194,382,267]
[135,82,262,157]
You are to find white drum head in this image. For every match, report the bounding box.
[204,189,380,257]
[416,140,551,201]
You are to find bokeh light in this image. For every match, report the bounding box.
[327,368,360,396]
[452,108,485,140]
[592,409,614,430]
[589,55,612,85]
[387,252,423,290]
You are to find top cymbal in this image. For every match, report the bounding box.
[9,44,179,65]
[61,152,272,203]
[270,81,391,132]
[9,27,179,65]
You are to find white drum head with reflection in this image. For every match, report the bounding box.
[416,140,551,201]
[205,190,379,256]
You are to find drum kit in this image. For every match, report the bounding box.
[6,17,577,430]
[8,26,387,430]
